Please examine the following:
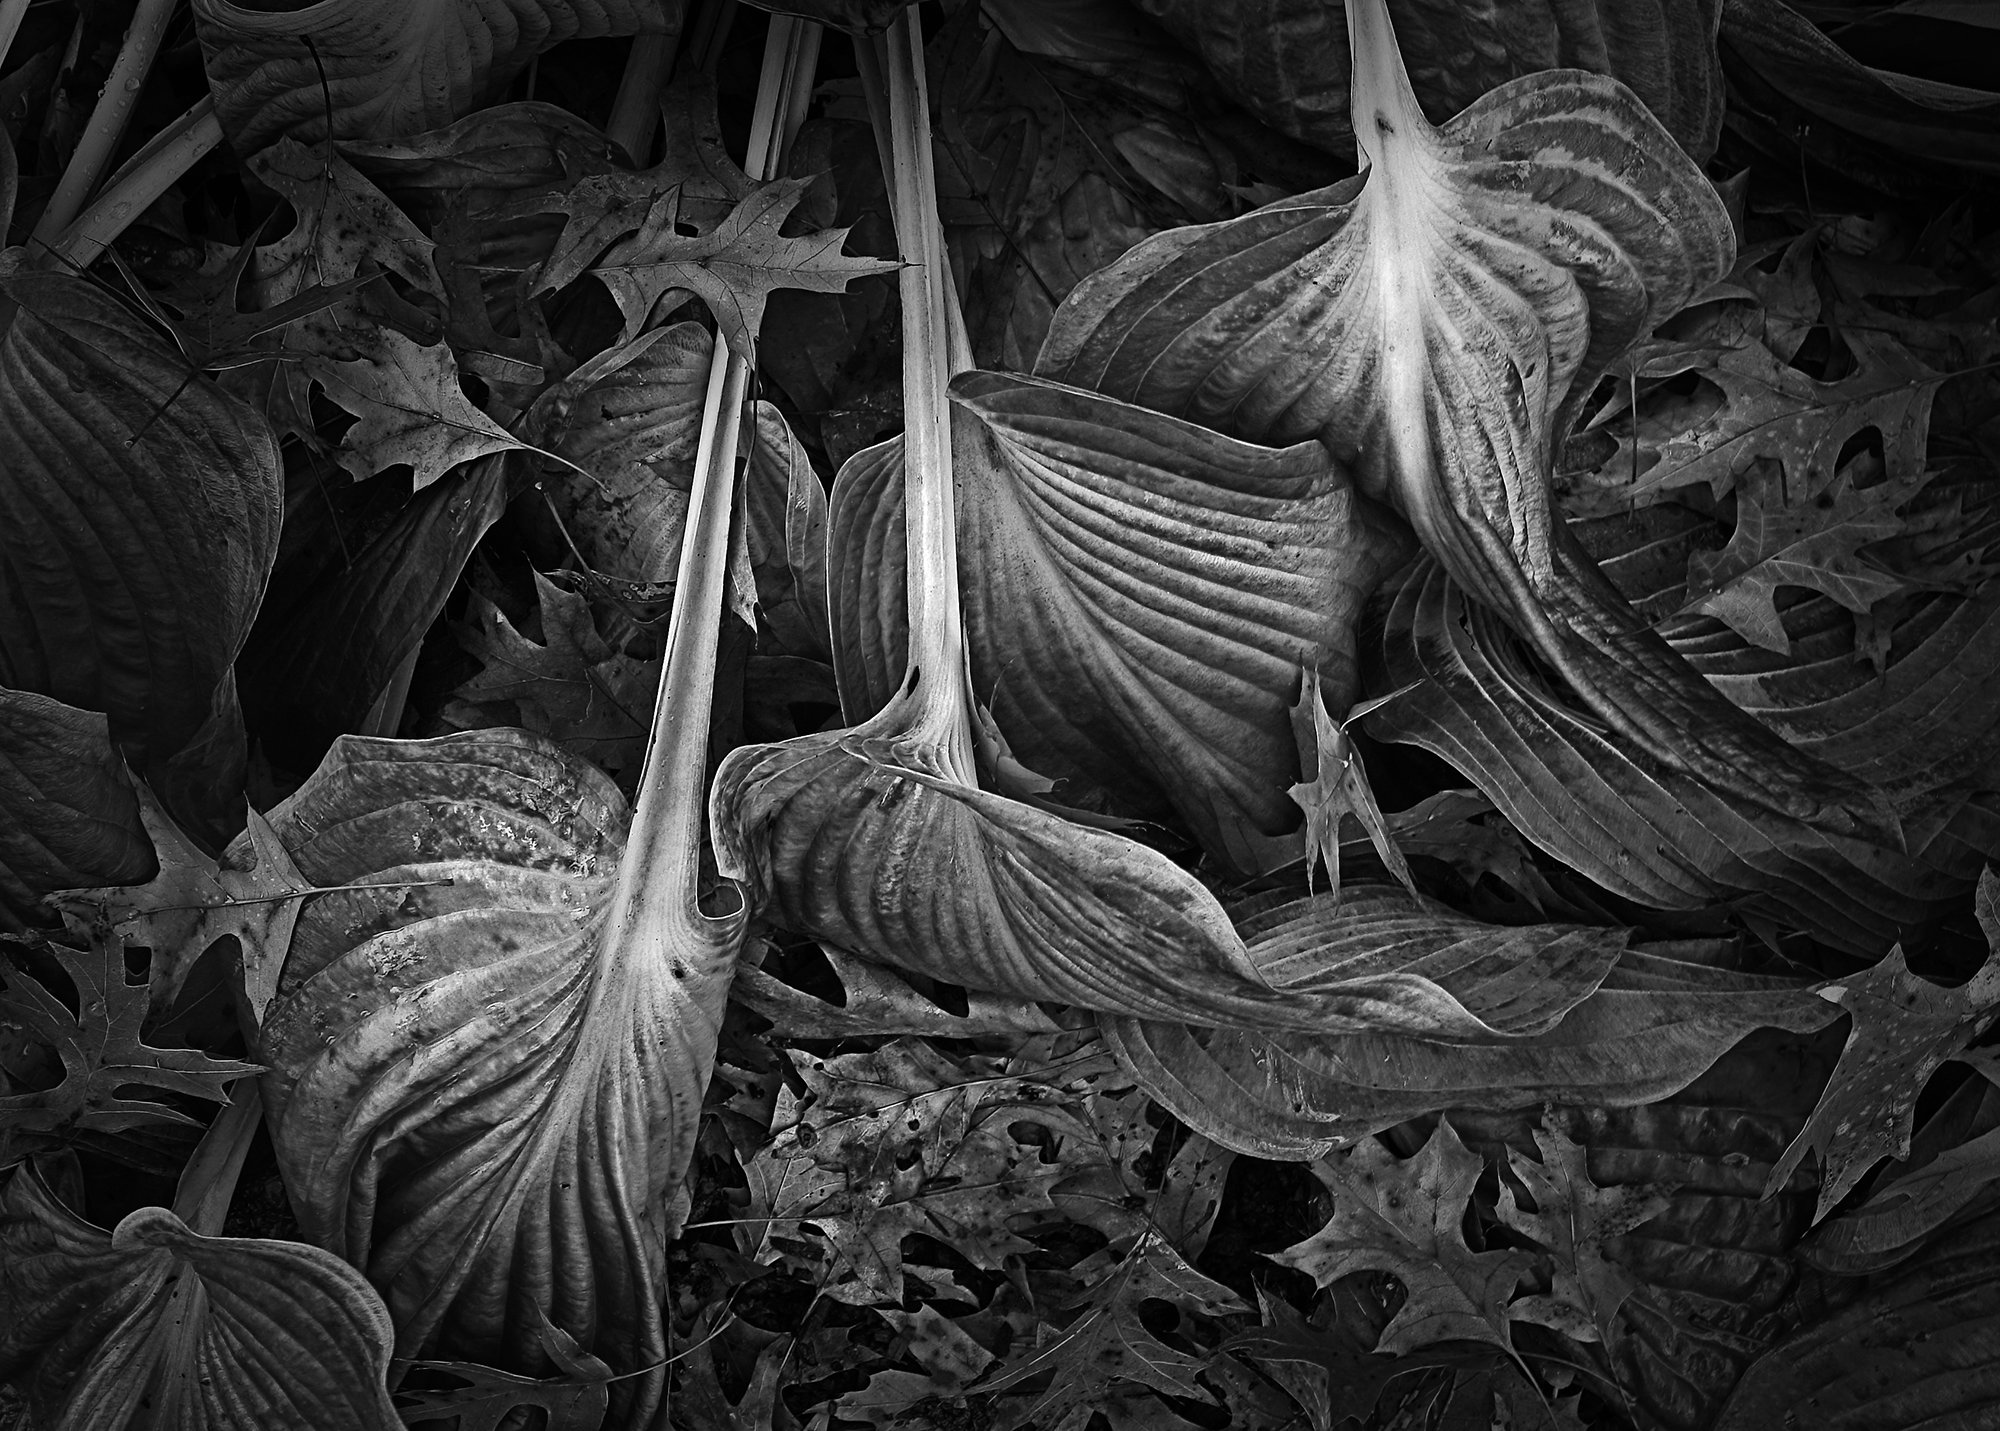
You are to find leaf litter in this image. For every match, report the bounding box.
[3,2,2000,1430]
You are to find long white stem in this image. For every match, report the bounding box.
[882,11,973,780]
[618,15,822,908]
[31,0,177,247]
[172,1080,264,1237]
[606,25,681,162]
[50,98,224,269]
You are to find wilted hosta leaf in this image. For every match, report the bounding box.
[0,1165,400,1429]
[1275,1119,1536,1356]
[826,372,1395,872]
[1290,668,1415,897]
[528,323,713,589]
[195,0,678,153]
[1363,556,1971,954]
[1711,1203,2000,1430]
[0,276,281,839]
[744,401,833,660]
[1107,940,1838,1158]
[250,728,742,1425]
[1764,869,2000,1222]
[1132,0,1724,161]
[1040,0,1895,842]
[0,693,152,930]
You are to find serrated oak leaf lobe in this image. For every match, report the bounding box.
[1039,0,1890,843]
[250,729,740,1426]
[826,371,1399,874]
[0,1166,400,1429]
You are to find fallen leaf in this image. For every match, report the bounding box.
[1291,667,1415,899]
[1273,1118,1535,1357]
[1763,868,2000,1222]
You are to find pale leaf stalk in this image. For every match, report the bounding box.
[613,16,824,921]
[883,10,975,781]
[51,97,224,269]
[0,0,29,76]
[171,1079,264,1237]
[30,0,177,247]
[606,23,682,162]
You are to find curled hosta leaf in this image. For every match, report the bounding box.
[251,728,743,1425]
[1132,0,1724,161]
[1106,942,1838,1158]
[1039,0,1892,843]
[0,692,152,930]
[1363,556,1971,954]
[827,370,1399,872]
[195,0,678,153]
[1711,1203,2000,1431]
[0,1165,400,1429]
[0,276,281,839]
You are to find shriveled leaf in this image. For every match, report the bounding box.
[396,1310,613,1431]
[1363,556,1970,955]
[1495,1115,1677,1344]
[743,401,833,660]
[552,176,898,357]
[827,373,1397,873]
[0,693,152,931]
[250,729,742,1426]
[1711,1204,2000,1431]
[731,942,1062,1039]
[1107,943,1839,1159]
[1040,0,1893,842]
[0,921,257,1148]
[0,1165,400,1429]
[0,276,282,838]
[1132,0,1724,161]
[1291,668,1415,898]
[195,0,678,153]
[1274,1119,1535,1356]
[1764,868,2000,1222]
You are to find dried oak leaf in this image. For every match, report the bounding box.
[1494,1113,1677,1345]
[1273,1118,1535,1356]
[1764,867,2000,1223]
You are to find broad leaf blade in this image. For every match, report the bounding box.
[0,1165,400,1429]
[251,729,742,1426]
[827,372,1401,873]
[195,0,679,153]
[0,693,152,930]
[0,276,282,839]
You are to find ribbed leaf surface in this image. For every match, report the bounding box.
[195,0,676,152]
[1105,945,1836,1159]
[253,729,741,1426]
[711,691,1612,1035]
[1365,556,1984,954]
[1132,0,1724,161]
[0,277,281,837]
[1712,1205,2000,1430]
[0,692,152,928]
[828,372,1397,871]
[0,1166,400,1429]
[1036,6,1888,840]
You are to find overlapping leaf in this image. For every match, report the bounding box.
[0,1165,401,1429]
[1131,0,1725,161]
[194,0,677,153]
[0,694,152,930]
[0,276,282,839]
[249,729,741,1426]
[826,370,1397,872]
[1106,936,1838,1159]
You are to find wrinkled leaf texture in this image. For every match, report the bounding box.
[195,0,679,153]
[1105,926,1837,1159]
[1132,0,1724,162]
[0,277,281,845]
[1037,7,1896,852]
[827,369,1404,873]
[0,1165,401,1429]
[0,692,152,929]
[1712,1202,2000,1430]
[252,729,741,1427]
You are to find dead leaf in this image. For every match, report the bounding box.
[1289,667,1414,900]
